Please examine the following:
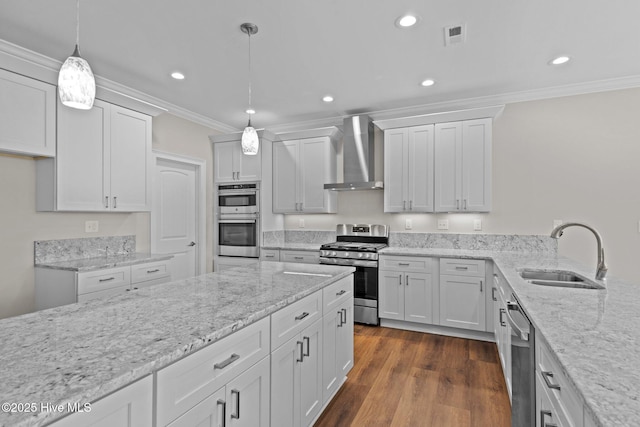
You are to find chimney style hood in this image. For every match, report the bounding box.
[324,115,383,191]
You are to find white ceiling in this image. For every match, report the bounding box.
[1,0,639,131]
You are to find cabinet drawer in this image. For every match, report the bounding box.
[379,255,431,272]
[271,290,322,349]
[440,258,485,277]
[280,250,320,264]
[261,249,280,261]
[493,268,511,300]
[77,267,131,296]
[131,260,170,284]
[156,316,270,427]
[323,276,354,313]
[536,336,583,427]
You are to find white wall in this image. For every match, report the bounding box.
[0,113,220,319]
[284,88,640,284]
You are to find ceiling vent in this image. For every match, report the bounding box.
[444,24,466,46]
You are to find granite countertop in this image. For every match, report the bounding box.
[0,262,355,427]
[381,247,638,426]
[262,243,321,251]
[34,253,173,272]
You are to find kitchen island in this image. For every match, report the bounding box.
[0,262,355,427]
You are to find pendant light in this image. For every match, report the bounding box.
[58,0,96,110]
[240,23,259,155]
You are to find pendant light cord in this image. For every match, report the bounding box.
[247,30,252,113]
[76,0,80,47]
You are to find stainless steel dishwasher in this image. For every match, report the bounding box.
[506,294,536,427]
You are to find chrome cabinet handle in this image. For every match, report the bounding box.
[409,200,413,210]
[187,241,196,247]
[303,336,310,357]
[341,308,347,324]
[337,311,344,327]
[399,274,402,286]
[403,200,406,210]
[464,199,467,210]
[105,196,109,209]
[214,353,240,370]
[98,277,115,282]
[231,389,240,419]
[541,371,561,390]
[294,256,304,260]
[455,266,469,270]
[456,199,460,209]
[217,399,226,427]
[336,289,346,296]
[398,262,410,266]
[499,308,506,326]
[297,341,304,362]
[295,311,309,321]
[405,274,409,286]
[147,269,160,274]
[480,280,483,292]
[492,287,497,301]
[113,196,118,209]
[540,410,557,427]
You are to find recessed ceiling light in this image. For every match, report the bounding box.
[170,71,185,80]
[322,95,334,103]
[550,56,570,65]
[421,79,435,87]
[396,14,418,28]
[246,108,256,115]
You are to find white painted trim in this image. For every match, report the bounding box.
[151,150,207,276]
[275,126,343,141]
[379,319,495,343]
[373,105,505,130]
[209,128,276,144]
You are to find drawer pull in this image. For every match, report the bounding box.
[146,269,160,274]
[499,308,506,327]
[217,399,226,427]
[303,336,310,357]
[98,277,115,282]
[231,389,240,419]
[214,353,240,370]
[492,286,497,301]
[294,256,304,260]
[336,289,346,296]
[541,371,561,390]
[540,410,557,427]
[480,280,483,292]
[297,341,304,362]
[337,311,344,327]
[341,308,347,324]
[455,266,469,270]
[398,262,410,266]
[295,312,309,321]
[266,255,274,258]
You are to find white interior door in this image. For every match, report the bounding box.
[153,157,198,280]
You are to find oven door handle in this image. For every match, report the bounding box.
[218,219,258,224]
[505,302,530,341]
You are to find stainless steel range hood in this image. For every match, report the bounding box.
[324,115,383,191]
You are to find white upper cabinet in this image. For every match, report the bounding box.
[213,140,261,183]
[383,125,434,213]
[36,99,152,212]
[0,69,56,157]
[272,129,339,214]
[434,118,492,212]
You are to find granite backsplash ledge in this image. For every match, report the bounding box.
[389,232,557,253]
[34,236,136,264]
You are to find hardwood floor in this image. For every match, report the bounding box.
[314,325,511,427]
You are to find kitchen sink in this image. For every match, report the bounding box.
[518,269,604,289]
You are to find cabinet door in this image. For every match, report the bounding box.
[439,274,486,331]
[237,143,262,181]
[383,128,408,212]
[226,356,270,427]
[322,310,339,403]
[0,69,56,157]
[272,140,299,213]
[52,376,152,427]
[109,105,151,211]
[462,118,491,212]
[336,300,354,378]
[407,125,434,212]
[434,122,462,212]
[271,336,300,427]
[378,270,405,320]
[214,141,238,182]
[166,386,226,427]
[56,99,110,211]
[299,137,331,213]
[300,319,323,427]
[404,272,433,324]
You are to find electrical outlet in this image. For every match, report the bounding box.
[298,219,305,228]
[437,219,449,230]
[85,220,99,233]
[638,220,640,233]
[473,219,482,231]
[405,219,413,230]
[553,219,563,229]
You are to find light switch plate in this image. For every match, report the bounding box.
[405,219,413,230]
[473,219,482,231]
[437,219,449,230]
[85,220,99,233]
[298,219,305,228]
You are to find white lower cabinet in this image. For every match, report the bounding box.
[224,357,271,427]
[51,376,152,427]
[492,271,512,399]
[166,386,226,427]
[280,250,320,264]
[378,256,433,324]
[322,297,354,403]
[271,318,323,427]
[439,259,486,331]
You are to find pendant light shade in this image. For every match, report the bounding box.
[240,23,259,155]
[58,0,95,110]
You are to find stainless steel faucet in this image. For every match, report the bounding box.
[550,222,608,280]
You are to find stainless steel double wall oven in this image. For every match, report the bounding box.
[217,183,260,258]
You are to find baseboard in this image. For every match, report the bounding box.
[380,319,496,343]
[310,374,348,426]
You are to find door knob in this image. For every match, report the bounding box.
[187,241,196,247]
